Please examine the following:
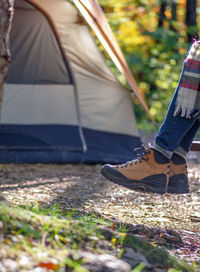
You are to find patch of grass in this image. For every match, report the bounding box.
[0,202,198,272]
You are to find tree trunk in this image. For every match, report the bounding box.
[186,0,198,43]
[0,0,14,120]
[170,1,177,31]
[158,0,167,28]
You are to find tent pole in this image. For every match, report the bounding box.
[73,81,88,153]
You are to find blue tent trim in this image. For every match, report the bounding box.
[0,125,142,163]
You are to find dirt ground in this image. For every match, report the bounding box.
[0,151,200,264]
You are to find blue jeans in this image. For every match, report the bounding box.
[154,88,200,158]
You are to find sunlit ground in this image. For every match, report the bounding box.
[0,160,199,234]
[0,157,200,265]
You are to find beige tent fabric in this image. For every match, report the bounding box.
[76,73,139,136]
[73,0,154,123]
[7,0,71,84]
[34,0,118,84]
[2,84,78,125]
[2,80,138,136]
[31,0,139,136]
[3,0,139,137]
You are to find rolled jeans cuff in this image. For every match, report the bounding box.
[153,142,173,159]
[153,142,188,159]
[174,146,188,158]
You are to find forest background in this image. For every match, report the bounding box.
[98,0,200,130]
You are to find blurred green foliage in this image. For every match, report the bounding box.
[98,0,200,127]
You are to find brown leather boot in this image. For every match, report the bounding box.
[101,145,170,194]
[167,153,189,194]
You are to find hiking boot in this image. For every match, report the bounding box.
[101,145,170,194]
[168,153,189,194]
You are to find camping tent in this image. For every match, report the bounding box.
[0,0,142,163]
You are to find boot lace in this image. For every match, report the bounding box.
[116,145,151,168]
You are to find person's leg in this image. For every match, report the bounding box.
[154,41,200,157]
[154,88,199,158]
[166,119,200,193]
[176,119,200,155]
[101,42,200,195]
[101,87,199,194]
[153,89,200,194]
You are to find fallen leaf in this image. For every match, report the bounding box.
[109,222,116,231]
[38,262,60,270]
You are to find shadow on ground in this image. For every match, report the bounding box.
[0,160,200,264]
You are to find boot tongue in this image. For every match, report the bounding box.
[152,148,170,164]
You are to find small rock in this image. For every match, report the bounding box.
[97,226,113,241]
[19,255,30,266]
[163,229,183,244]
[2,259,18,271]
[78,252,131,272]
[122,247,149,267]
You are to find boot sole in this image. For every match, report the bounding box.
[101,165,167,194]
[168,174,189,194]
